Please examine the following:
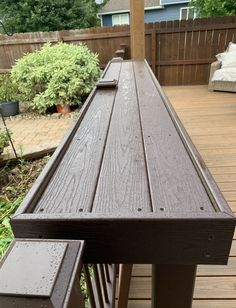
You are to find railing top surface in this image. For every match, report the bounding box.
[11,59,235,264]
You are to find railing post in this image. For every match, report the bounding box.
[0,239,85,308]
[130,0,145,60]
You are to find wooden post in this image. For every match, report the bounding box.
[130,0,145,60]
[117,264,133,308]
[152,264,197,308]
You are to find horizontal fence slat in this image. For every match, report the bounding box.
[0,38,58,46]
[159,59,216,66]
[158,23,236,34]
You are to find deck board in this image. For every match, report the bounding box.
[93,61,151,213]
[127,300,236,308]
[132,257,236,277]
[128,276,236,299]
[127,85,236,307]
[133,61,214,213]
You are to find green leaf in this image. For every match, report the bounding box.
[11,42,101,113]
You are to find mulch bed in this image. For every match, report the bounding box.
[0,156,50,202]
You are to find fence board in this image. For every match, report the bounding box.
[0,16,235,85]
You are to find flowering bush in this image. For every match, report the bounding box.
[11,42,101,113]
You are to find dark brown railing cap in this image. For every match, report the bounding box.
[0,239,84,308]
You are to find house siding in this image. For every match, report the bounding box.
[101,3,189,26]
[145,3,188,23]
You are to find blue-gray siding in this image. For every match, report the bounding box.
[101,3,189,26]
[145,3,188,23]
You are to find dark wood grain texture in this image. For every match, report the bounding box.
[11,60,235,266]
[145,60,235,216]
[133,61,214,213]
[13,60,116,216]
[152,264,196,308]
[92,61,151,213]
[118,84,236,308]
[34,62,121,214]
[12,214,234,264]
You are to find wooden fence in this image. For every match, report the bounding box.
[0,16,236,85]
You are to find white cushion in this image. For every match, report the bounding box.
[216,52,226,62]
[227,42,236,52]
[212,67,236,82]
[216,51,236,68]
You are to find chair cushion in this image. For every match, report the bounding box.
[227,42,236,52]
[216,51,236,68]
[212,67,236,82]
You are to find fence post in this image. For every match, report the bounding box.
[57,30,64,42]
[151,24,157,76]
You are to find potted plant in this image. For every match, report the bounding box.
[0,128,11,157]
[11,43,101,114]
[0,74,19,117]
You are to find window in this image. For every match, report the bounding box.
[180,7,196,20]
[112,13,130,26]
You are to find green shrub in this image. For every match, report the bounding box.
[11,43,101,113]
[0,74,19,102]
[0,129,11,153]
[0,197,23,258]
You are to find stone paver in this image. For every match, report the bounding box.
[0,116,76,160]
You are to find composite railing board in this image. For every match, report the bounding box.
[10,59,235,308]
[34,61,121,214]
[92,61,151,213]
[133,61,214,213]
[11,59,235,267]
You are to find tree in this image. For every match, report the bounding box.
[191,0,236,17]
[0,0,99,33]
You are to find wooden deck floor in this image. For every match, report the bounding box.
[127,85,236,307]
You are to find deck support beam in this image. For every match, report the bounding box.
[152,264,197,308]
[130,0,145,60]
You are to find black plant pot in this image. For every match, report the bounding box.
[0,101,19,117]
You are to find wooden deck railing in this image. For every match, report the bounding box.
[7,58,235,308]
[0,239,116,308]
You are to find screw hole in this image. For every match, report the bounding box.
[160,208,165,211]
[79,208,83,212]
[200,206,204,211]
[39,208,44,212]
[138,208,142,212]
